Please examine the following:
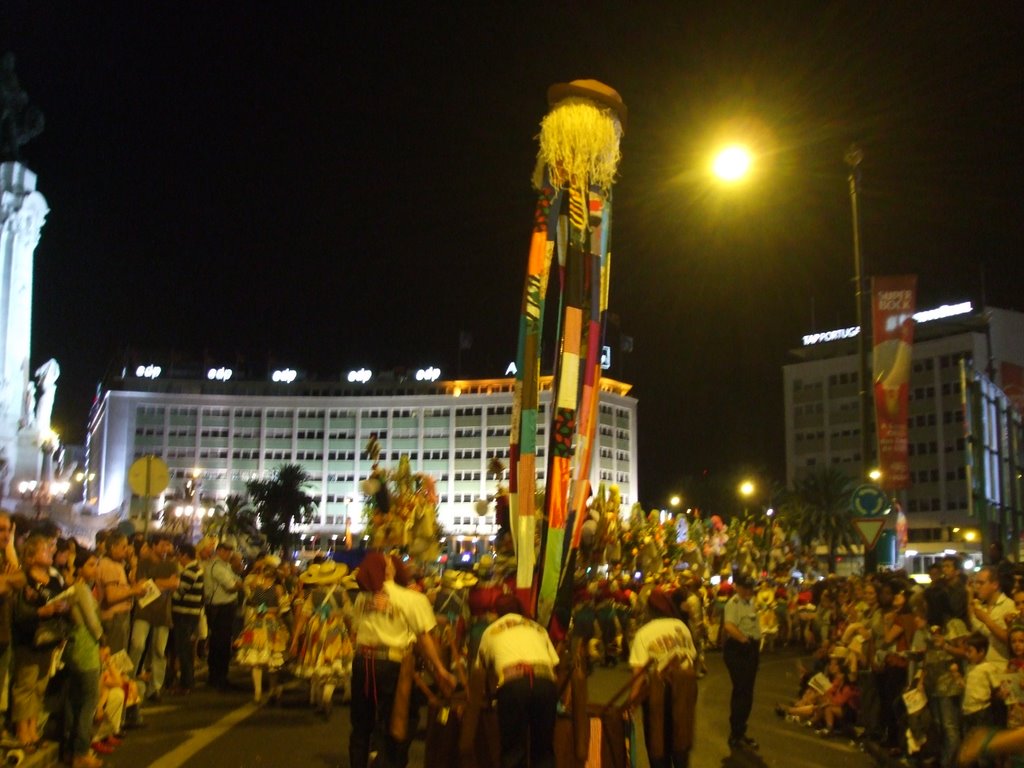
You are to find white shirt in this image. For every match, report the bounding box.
[351,580,436,649]
[962,660,1001,715]
[629,618,697,671]
[476,613,559,673]
[973,592,1015,663]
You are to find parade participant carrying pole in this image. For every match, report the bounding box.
[509,79,625,623]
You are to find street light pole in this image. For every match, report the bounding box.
[846,144,872,478]
[848,144,880,574]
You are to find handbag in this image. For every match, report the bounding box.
[33,618,69,649]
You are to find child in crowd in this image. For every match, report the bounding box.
[1001,625,1024,768]
[960,632,1001,733]
[776,646,859,735]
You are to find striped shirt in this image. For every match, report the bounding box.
[172,560,205,617]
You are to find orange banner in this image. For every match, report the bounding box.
[871,275,917,489]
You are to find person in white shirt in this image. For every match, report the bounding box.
[629,588,698,768]
[476,593,560,768]
[349,552,454,768]
[970,566,1014,664]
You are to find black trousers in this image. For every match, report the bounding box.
[206,603,235,688]
[723,637,759,740]
[496,676,557,768]
[350,656,414,768]
[172,614,200,689]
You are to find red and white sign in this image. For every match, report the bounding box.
[871,275,917,489]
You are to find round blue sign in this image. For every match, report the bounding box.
[851,484,888,517]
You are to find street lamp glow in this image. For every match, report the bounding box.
[712,145,752,182]
[669,495,681,508]
[868,468,882,482]
[739,480,755,498]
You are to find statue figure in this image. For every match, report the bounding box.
[34,359,59,436]
[20,379,35,430]
[1,52,45,161]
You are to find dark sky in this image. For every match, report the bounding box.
[3,2,1022,507]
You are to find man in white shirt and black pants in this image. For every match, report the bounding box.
[476,593,560,768]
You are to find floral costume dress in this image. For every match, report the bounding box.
[236,581,289,670]
[293,585,353,686]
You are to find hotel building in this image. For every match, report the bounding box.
[783,304,1024,561]
[86,368,639,537]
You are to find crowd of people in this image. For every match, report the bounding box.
[9,505,1024,768]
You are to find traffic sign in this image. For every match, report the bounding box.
[851,484,888,517]
[853,517,887,550]
[128,455,170,497]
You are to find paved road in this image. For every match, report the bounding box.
[90,646,876,767]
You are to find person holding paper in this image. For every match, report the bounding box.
[97,533,148,655]
[128,534,179,701]
[11,534,71,752]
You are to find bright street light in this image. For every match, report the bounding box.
[669,495,681,508]
[739,480,755,498]
[868,468,882,482]
[712,145,752,182]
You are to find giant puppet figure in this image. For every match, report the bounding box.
[509,80,625,626]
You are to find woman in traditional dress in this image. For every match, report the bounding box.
[290,560,353,717]
[235,555,289,705]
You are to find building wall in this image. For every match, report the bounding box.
[86,378,639,536]
[783,307,1024,547]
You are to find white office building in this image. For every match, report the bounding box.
[783,304,1024,557]
[86,369,639,537]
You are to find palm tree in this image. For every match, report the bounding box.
[783,466,858,574]
[246,464,319,553]
[203,493,260,545]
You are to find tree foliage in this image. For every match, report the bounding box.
[781,466,858,574]
[203,493,260,545]
[246,464,319,553]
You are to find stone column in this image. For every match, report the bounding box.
[0,161,49,497]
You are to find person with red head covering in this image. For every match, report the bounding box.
[476,594,560,768]
[349,552,455,768]
[629,589,698,768]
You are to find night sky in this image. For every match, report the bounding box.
[3,3,1022,508]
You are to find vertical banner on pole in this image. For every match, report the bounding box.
[871,275,917,489]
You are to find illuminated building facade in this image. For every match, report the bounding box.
[783,304,1024,558]
[86,369,639,537]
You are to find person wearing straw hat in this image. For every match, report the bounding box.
[349,552,455,768]
[291,560,352,717]
[236,554,289,705]
[628,588,697,768]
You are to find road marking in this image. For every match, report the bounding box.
[147,701,258,768]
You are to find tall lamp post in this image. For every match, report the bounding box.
[846,144,872,478]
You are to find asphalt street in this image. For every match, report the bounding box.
[84,645,877,768]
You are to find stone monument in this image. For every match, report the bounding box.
[0,53,50,500]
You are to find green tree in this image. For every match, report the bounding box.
[203,493,260,545]
[782,466,858,574]
[246,464,319,553]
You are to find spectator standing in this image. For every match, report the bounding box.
[65,549,105,768]
[0,511,26,727]
[942,555,970,627]
[971,566,1014,664]
[96,533,146,654]
[206,542,242,690]
[128,534,180,701]
[11,534,71,752]
[169,543,204,694]
[722,573,761,752]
